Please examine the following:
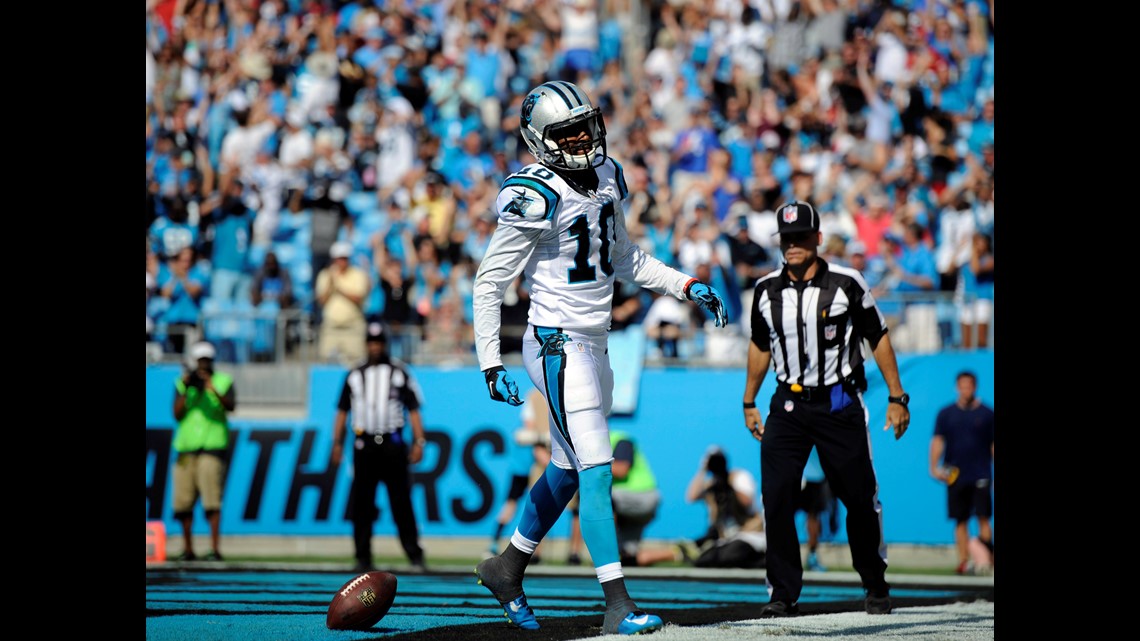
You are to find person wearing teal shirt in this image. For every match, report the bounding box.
[172,342,236,562]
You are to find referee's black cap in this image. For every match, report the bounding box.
[365,322,389,343]
[774,201,820,235]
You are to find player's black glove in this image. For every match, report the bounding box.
[483,366,523,406]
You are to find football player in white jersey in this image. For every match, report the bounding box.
[473,80,728,635]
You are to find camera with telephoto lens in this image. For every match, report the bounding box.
[186,369,206,390]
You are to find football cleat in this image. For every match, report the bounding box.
[475,559,539,630]
[615,610,663,635]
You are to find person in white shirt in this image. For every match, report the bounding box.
[472,80,727,636]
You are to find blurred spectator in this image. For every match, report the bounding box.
[855,49,902,146]
[201,176,254,303]
[315,241,371,365]
[248,144,289,244]
[279,110,315,189]
[377,254,416,334]
[250,250,295,310]
[725,208,771,291]
[410,235,450,325]
[149,194,200,261]
[157,246,209,355]
[461,210,496,265]
[884,222,940,352]
[219,96,276,180]
[374,100,417,199]
[442,131,495,198]
[767,1,809,75]
[610,278,646,333]
[147,246,160,342]
[669,99,721,196]
[851,189,895,259]
[557,0,600,81]
[935,191,976,292]
[642,290,689,360]
[675,199,718,276]
[955,231,994,349]
[412,172,456,256]
[804,0,848,59]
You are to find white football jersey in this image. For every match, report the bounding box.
[474,158,694,370]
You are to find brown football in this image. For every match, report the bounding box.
[326,571,398,630]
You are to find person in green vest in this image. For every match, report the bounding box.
[610,431,676,567]
[171,341,236,561]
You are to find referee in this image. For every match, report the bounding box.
[742,201,911,617]
[331,322,427,572]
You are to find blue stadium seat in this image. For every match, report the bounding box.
[201,297,254,363]
[271,242,298,267]
[252,300,280,359]
[274,210,312,243]
[247,243,269,270]
[344,191,378,219]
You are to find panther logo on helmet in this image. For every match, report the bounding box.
[521,93,538,127]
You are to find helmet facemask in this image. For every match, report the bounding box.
[538,111,607,170]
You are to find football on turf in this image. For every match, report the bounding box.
[326,571,398,630]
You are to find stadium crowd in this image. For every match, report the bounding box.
[146,0,994,364]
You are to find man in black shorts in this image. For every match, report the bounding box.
[930,370,994,574]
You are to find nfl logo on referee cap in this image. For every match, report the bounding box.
[774,201,820,235]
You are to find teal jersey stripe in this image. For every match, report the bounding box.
[612,159,628,200]
[503,177,560,220]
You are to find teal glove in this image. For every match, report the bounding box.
[483,366,523,406]
[686,281,729,328]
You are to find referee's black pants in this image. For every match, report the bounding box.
[760,386,890,605]
[349,436,424,566]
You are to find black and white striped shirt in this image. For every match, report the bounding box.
[336,357,422,436]
[750,260,888,389]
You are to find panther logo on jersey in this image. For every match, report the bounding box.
[521,93,538,126]
[503,189,535,217]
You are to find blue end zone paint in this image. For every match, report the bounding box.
[146,570,976,641]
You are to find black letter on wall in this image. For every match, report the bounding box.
[410,431,450,522]
[146,428,173,520]
[451,429,504,523]
[284,426,339,521]
[243,430,292,521]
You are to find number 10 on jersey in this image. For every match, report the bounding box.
[568,200,615,283]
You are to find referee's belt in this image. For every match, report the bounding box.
[778,381,847,403]
[356,431,402,446]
